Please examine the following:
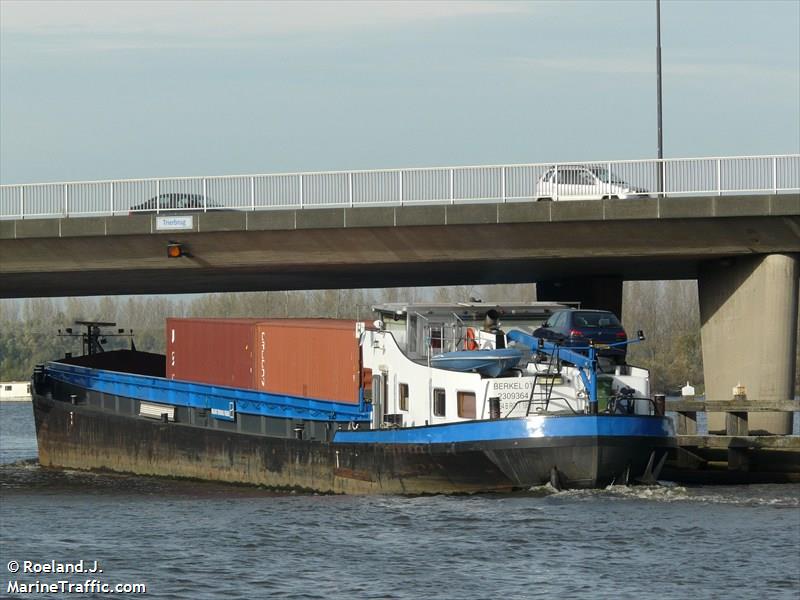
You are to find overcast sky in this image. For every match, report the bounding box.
[1,0,798,184]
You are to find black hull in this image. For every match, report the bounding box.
[33,390,673,494]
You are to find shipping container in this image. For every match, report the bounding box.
[253,320,360,404]
[166,318,361,404]
[166,318,259,389]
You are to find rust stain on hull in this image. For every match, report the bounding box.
[33,394,512,495]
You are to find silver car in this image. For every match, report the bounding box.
[535,165,650,201]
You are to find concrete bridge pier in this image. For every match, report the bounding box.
[699,253,799,434]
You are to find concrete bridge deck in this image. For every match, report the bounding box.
[1,194,798,298]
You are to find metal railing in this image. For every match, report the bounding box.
[1,154,798,220]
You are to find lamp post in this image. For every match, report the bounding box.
[656,0,664,196]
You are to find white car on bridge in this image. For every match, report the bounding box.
[535,165,651,201]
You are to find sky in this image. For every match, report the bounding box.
[1,0,798,185]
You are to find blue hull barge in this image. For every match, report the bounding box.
[32,304,676,493]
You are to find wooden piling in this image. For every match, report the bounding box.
[664,398,800,484]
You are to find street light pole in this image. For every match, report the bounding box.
[656,0,664,196]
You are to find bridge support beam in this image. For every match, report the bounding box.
[699,253,798,434]
[536,277,623,316]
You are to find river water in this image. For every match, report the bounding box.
[1,402,798,599]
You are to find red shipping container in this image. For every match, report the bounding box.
[166,318,259,389]
[166,318,361,404]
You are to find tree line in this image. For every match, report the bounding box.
[2,281,796,395]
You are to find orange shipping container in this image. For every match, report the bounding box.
[166,318,361,404]
[253,320,360,404]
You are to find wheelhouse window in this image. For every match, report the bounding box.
[433,388,446,417]
[430,325,443,351]
[457,391,476,419]
[398,383,409,412]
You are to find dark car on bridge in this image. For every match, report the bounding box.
[532,309,628,363]
[129,193,224,214]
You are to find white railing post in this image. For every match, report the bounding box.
[716,159,721,196]
[501,166,506,202]
[348,172,353,207]
[203,178,208,212]
[299,174,303,209]
[607,161,612,197]
[250,177,255,210]
[449,168,454,203]
[156,180,160,214]
[773,156,778,193]
[553,164,558,201]
[110,182,114,215]
[19,186,24,219]
[661,160,666,198]
[64,184,69,216]
[398,171,403,206]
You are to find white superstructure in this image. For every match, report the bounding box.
[0,381,32,402]
[360,302,651,428]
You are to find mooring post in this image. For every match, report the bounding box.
[675,386,697,435]
[726,411,749,436]
[728,446,750,472]
[676,411,697,435]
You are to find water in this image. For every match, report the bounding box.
[1,402,798,599]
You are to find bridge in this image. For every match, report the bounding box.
[1,154,799,434]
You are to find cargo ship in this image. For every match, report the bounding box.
[31,303,675,493]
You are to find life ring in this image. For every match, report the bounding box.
[465,327,478,351]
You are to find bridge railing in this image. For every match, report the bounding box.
[1,154,798,220]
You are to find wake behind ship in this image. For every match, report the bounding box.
[31,303,675,494]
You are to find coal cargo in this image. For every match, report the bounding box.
[166,318,360,404]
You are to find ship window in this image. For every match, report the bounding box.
[4,385,11,391]
[430,325,443,351]
[433,388,446,417]
[399,383,409,412]
[408,315,418,353]
[457,391,476,419]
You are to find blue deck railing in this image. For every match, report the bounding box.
[46,361,371,423]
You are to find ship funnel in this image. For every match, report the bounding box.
[483,309,500,332]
